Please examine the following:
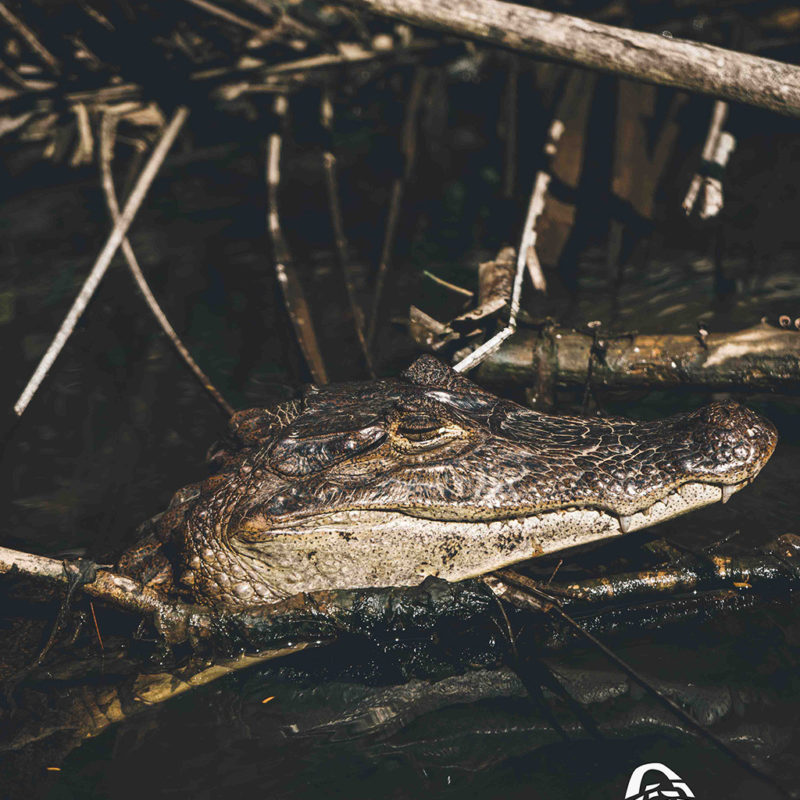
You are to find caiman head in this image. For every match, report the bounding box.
[159,356,777,608]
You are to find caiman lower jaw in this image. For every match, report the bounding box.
[234,479,753,603]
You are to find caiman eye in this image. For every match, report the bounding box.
[390,412,464,451]
[396,424,440,442]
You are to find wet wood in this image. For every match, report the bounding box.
[477,321,800,390]
[350,0,800,117]
[555,536,800,604]
[2,645,314,765]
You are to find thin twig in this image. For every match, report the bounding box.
[518,118,564,293]
[453,118,564,374]
[0,544,208,640]
[367,65,427,354]
[13,106,189,419]
[180,0,265,33]
[0,1,60,74]
[422,270,474,298]
[99,111,235,417]
[89,601,104,651]
[320,89,375,377]
[267,94,329,384]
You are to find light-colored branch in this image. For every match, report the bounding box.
[180,0,265,33]
[348,0,800,117]
[0,1,60,74]
[12,107,189,418]
[453,118,564,374]
[683,100,728,215]
[518,118,564,293]
[0,544,211,643]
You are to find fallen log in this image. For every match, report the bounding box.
[348,0,800,117]
[476,321,800,391]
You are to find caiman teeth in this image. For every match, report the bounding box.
[721,484,736,504]
[619,514,634,533]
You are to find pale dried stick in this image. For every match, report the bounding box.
[422,270,474,298]
[683,100,729,215]
[366,65,428,353]
[100,111,235,417]
[699,132,736,220]
[454,119,564,374]
[321,89,375,377]
[518,118,564,292]
[180,0,265,33]
[13,106,189,418]
[0,1,60,74]
[267,94,329,384]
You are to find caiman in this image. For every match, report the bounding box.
[118,356,777,609]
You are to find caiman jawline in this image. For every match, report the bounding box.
[234,479,751,602]
[264,478,752,535]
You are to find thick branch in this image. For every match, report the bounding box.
[476,322,800,390]
[348,0,800,117]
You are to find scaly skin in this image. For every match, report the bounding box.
[117,356,777,609]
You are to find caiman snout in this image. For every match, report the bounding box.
[678,400,777,487]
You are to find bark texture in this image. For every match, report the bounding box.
[477,322,800,390]
[350,0,800,116]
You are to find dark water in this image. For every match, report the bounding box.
[3,68,800,799]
